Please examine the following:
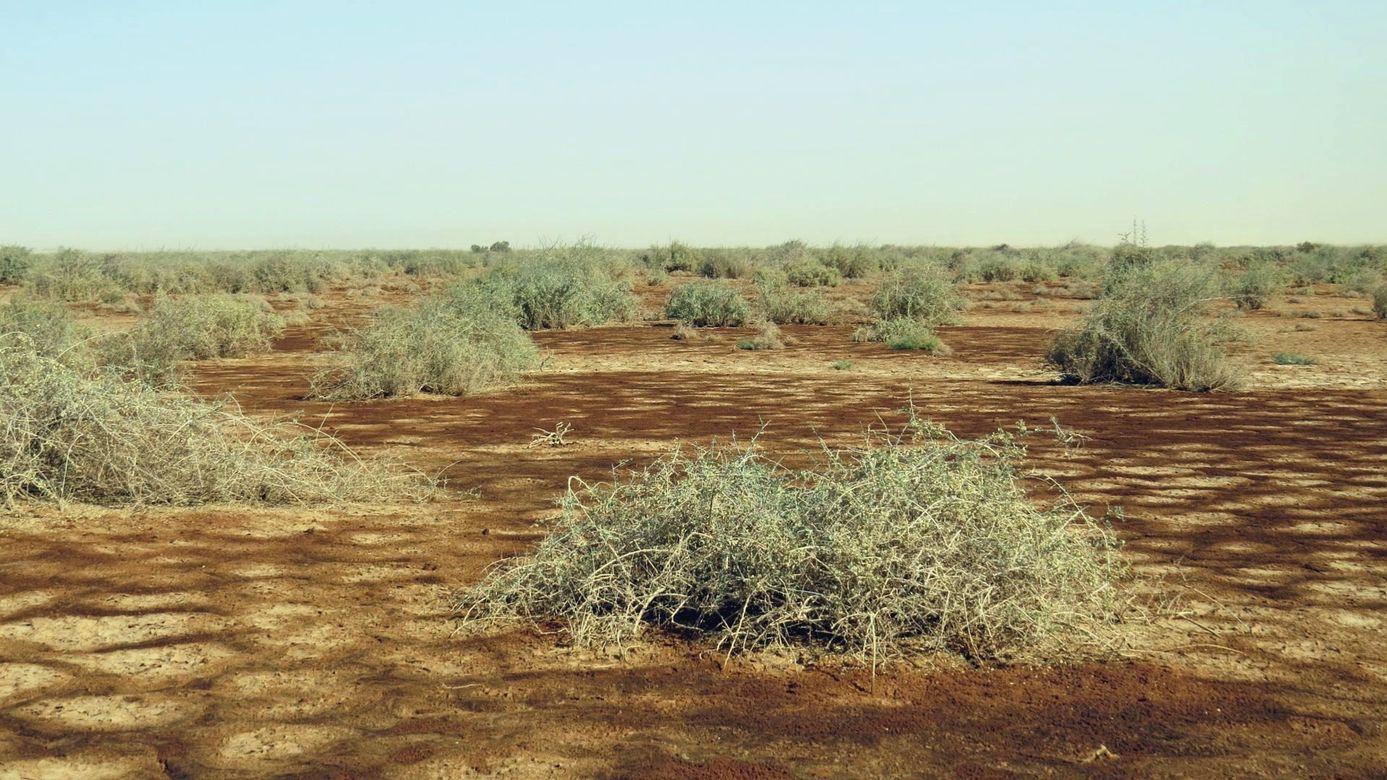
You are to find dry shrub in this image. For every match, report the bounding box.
[311,284,540,399]
[133,293,283,359]
[0,338,424,507]
[1047,261,1243,391]
[458,417,1125,665]
[93,294,284,382]
[665,281,751,327]
[869,267,964,324]
[737,321,785,350]
[757,280,833,325]
[853,318,950,353]
[1230,263,1282,310]
[484,244,638,329]
[0,298,92,366]
[1373,283,1387,319]
[670,322,701,341]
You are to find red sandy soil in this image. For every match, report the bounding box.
[2,283,1386,777]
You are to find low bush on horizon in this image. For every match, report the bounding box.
[784,259,841,288]
[665,281,751,327]
[1047,260,1243,391]
[312,284,539,400]
[458,416,1125,665]
[1230,263,1283,311]
[822,244,881,279]
[484,244,638,330]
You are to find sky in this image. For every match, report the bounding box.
[1,1,1383,250]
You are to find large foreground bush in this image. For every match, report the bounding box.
[1,338,418,507]
[1047,260,1242,391]
[312,284,540,399]
[459,418,1124,664]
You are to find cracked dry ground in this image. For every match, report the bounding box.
[2,307,1386,778]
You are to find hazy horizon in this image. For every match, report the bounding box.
[4,2,1384,249]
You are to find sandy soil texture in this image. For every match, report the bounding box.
[3,284,1385,778]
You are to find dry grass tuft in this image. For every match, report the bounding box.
[737,322,786,350]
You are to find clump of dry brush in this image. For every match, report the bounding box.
[1047,258,1243,391]
[311,283,540,400]
[102,293,285,381]
[853,266,963,352]
[1,307,425,508]
[458,415,1126,666]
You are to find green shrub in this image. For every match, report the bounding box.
[1018,258,1059,283]
[853,318,949,353]
[1273,353,1314,365]
[0,298,92,366]
[665,281,750,327]
[831,359,853,370]
[641,242,702,272]
[1108,243,1155,278]
[869,268,964,325]
[27,249,123,302]
[311,284,539,399]
[977,255,1019,282]
[1047,260,1242,391]
[0,337,420,507]
[697,249,753,279]
[251,256,330,293]
[1373,283,1387,319]
[1341,268,1383,296]
[0,245,33,284]
[1231,264,1283,310]
[822,244,879,279]
[757,280,833,325]
[458,417,1124,664]
[485,245,638,330]
[122,294,285,363]
[784,259,841,287]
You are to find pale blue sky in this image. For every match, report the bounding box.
[2,1,1383,249]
